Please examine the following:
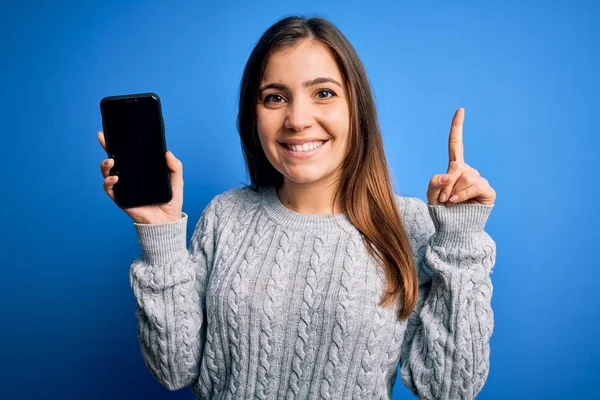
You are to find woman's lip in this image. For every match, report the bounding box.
[279,140,328,159]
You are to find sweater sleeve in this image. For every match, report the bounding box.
[128,199,217,391]
[399,197,496,400]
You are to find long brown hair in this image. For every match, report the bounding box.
[237,16,418,320]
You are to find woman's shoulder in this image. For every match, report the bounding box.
[202,185,264,220]
[394,193,436,249]
[394,193,430,221]
[211,185,261,205]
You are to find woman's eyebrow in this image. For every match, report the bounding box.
[259,77,342,92]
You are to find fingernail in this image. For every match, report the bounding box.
[450,194,459,202]
[441,175,448,183]
[103,160,109,166]
[439,193,447,202]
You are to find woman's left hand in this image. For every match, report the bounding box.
[427,108,496,207]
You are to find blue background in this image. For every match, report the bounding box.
[1,0,598,398]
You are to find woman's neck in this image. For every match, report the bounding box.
[277,178,344,216]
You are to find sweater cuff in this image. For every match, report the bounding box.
[133,212,188,264]
[427,203,493,249]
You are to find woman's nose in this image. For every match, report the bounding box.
[284,98,314,132]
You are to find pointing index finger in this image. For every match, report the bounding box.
[448,107,465,163]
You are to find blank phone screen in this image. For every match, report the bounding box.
[101,95,172,208]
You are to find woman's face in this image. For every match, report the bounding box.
[256,39,351,187]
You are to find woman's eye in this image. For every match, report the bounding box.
[264,94,285,103]
[316,89,336,99]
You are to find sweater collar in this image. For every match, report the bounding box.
[260,186,358,234]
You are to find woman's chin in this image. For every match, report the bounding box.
[282,171,328,186]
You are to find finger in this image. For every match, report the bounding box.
[97,131,107,152]
[100,158,114,178]
[444,173,479,202]
[450,177,494,205]
[448,175,487,197]
[429,174,449,188]
[103,175,118,201]
[448,182,481,203]
[427,174,449,204]
[448,107,465,163]
[439,160,478,203]
[438,171,462,203]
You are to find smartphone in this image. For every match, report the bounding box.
[100,93,172,209]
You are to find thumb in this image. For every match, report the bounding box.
[427,174,448,205]
[165,151,183,184]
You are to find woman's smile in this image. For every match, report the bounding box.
[278,139,330,159]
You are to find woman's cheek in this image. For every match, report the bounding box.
[323,120,350,145]
[256,130,276,164]
[323,105,350,136]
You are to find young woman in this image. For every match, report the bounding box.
[98,16,496,400]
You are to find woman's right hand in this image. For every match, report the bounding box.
[97,131,184,224]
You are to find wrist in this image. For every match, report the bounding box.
[135,213,183,225]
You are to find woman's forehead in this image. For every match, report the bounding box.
[261,41,344,86]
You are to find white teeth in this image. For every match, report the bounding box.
[285,140,326,152]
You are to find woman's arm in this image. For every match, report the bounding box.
[399,197,496,400]
[128,199,217,391]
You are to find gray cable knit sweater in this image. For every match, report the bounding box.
[129,186,496,400]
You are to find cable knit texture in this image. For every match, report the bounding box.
[129,186,496,399]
